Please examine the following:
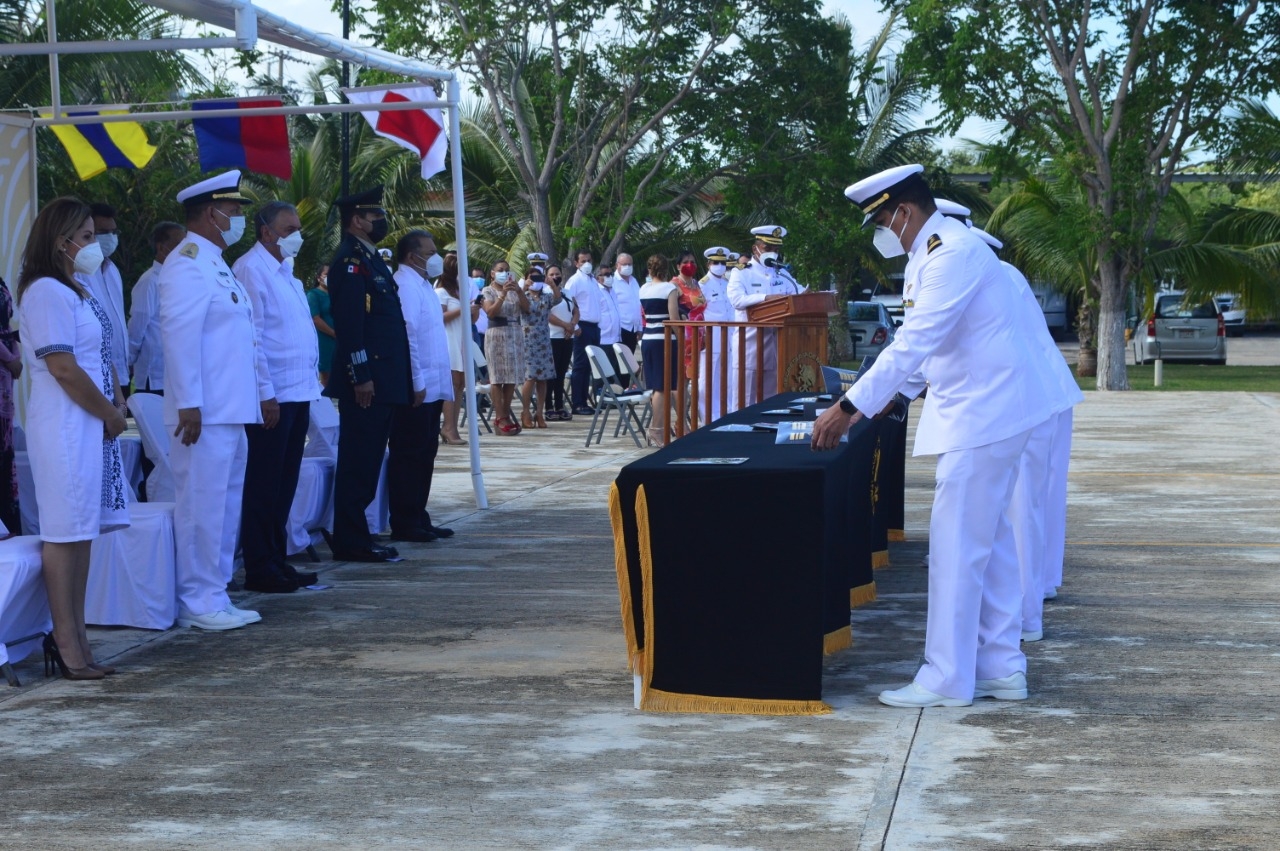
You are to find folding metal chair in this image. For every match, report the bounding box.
[459,339,494,434]
[584,345,651,448]
[612,342,652,428]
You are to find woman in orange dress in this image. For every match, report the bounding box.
[672,250,706,371]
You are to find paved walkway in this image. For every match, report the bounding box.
[2,392,1279,849]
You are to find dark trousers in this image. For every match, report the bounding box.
[550,338,573,411]
[333,398,396,550]
[570,321,601,408]
[387,399,444,534]
[241,401,310,578]
[620,328,639,351]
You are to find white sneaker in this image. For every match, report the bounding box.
[224,603,261,625]
[878,682,971,708]
[1043,587,1058,600]
[1021,628,1043,642]
[177,609,246,631]
[974,671,1028,700]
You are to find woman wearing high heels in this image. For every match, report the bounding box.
[519,266,562,429]
[481,262,530,435]
[17,197,130,680]
[638,254,682,446]
[433,255,474,445]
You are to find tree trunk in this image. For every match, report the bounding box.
[1095,257,1131,391]
[531,189,556,260]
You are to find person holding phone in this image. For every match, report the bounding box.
[519,266,562,428]
[481,262,530,434]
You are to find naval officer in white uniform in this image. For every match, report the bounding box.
[970,226,1083,640]
[699,246,734,420]
[726,226,803,410]
[814,164,1068,707]
[160,170,265,631]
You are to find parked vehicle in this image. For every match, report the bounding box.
[1139,292,1227,365]
[1214,294,1246,337]
[866,277,905,327]
[1032,284,1069,340]
[847,301,896,359]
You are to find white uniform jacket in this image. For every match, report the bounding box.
[1002,261,1084,410]
[158,232,264,427]
[127,261,165,391]
[846,213,1063,456]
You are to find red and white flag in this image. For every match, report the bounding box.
[345,86,448,180]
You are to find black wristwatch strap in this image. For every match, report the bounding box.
[838,396,857,415]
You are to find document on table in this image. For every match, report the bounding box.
[668,457,750,465]
[775,421,847,445]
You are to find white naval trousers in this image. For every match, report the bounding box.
[1042,408,1074,595]
[916,425,1035,700]
[728,328,777,411]
[707,331,726,422]
[170,424,248,617]
[1010,415,1057,635]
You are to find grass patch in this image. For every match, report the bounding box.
[1075,364,1280,391]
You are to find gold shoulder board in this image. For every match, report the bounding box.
[179,243,199,259]
[926,234,942,255]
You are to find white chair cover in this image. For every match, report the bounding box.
[302,398,388,537]
[126,393,176,502]
[85,501,178,630]
[0,536,50,667]
[287,455,333,555]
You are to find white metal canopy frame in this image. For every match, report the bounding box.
[0,0,488,508]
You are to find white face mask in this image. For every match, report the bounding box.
[579,262,593,275]
[69,239,105,276]
[618,264,633,277]
[494,271,511,284]
[276,230,304,258]
[710,263,726,277]
[425,253,444,278]
[872,206,907,259]
[758,251,780,268]
[96,233,119,258]
[216,209,246,246]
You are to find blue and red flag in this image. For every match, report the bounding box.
[192,97,292,180]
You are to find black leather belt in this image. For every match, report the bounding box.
[489,317,510,327]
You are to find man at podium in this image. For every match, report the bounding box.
[726,225,804,408]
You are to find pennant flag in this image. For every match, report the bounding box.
[192,98,292,180]
[345,86,448,180]
[46,107,157,181]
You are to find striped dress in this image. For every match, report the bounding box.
[639,280,679,390]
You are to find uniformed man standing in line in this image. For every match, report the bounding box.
[814,164,1067,706]
[127,221,185,395]
[323,186,414,563]
[699,246,734,420]
[161,170,264,631]
[387,229,454,543]
[80,203,130,393]
[232,201,323,592]
[726,226,803,409]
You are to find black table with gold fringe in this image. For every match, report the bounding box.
[609,393,888,716]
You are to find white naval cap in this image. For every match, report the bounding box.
[970,226,1004,250]
[526,251,549,264]
[844,164,927,225]
[727,251,740,262]
[703,246,731,261]
[176,169,251,207]
[934,198,972,220]
[750,225,787,245]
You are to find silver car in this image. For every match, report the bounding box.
[847,301,896,359]
[1139,292,1227,365]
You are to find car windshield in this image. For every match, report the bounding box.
[1156,295,1217,319]
[849,304,881,321]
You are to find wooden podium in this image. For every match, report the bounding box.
[747,292,840,394]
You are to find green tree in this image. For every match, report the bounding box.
[901,0,1280,389]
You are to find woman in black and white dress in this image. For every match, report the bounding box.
[637,254,681,446]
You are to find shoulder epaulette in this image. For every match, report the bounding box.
[179,243,199,259]
[926,234,942,255]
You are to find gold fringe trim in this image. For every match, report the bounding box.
[888,529,906,542]
[849,581,877,608]
[824,625,852,654]
[872,549,890,569]
[609,483,641,672]
[637,485,658,698]
[640,686,832,716]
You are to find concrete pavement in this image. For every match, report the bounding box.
[2,391,1279,849]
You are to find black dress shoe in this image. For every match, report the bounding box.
[282,564,319,586]
[331,548,397,563]
[573,406,596,416]
[429,525,454,539]
[389,528,438,543]
[371,543,399,558]
[243,572,299,593]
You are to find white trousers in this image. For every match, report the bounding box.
[1042,408,1074,594]
[170,424,247,617]
[707,333,726,422]
[1010,416,1057,634]
[728,328,777,410]
[916,426,1033,700]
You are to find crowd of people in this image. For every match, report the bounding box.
[9,167,808,681]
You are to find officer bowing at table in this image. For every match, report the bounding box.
[160,170,265,631]
[726,225,804,409]
[323,186,416,563]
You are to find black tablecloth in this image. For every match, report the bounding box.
[610,393,884,715]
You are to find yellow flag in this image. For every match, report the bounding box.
[46,108,157,181]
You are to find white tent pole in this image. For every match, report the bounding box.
[448,76,487,510]
[31,99,451,127]
[2,37,242,57]
[45,0,60,121]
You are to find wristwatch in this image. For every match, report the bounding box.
[838,396,857,416]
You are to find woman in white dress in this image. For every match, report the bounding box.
[434,254,474,444]
[17,197,129,681]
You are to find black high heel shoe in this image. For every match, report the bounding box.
[43,635,105,681]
